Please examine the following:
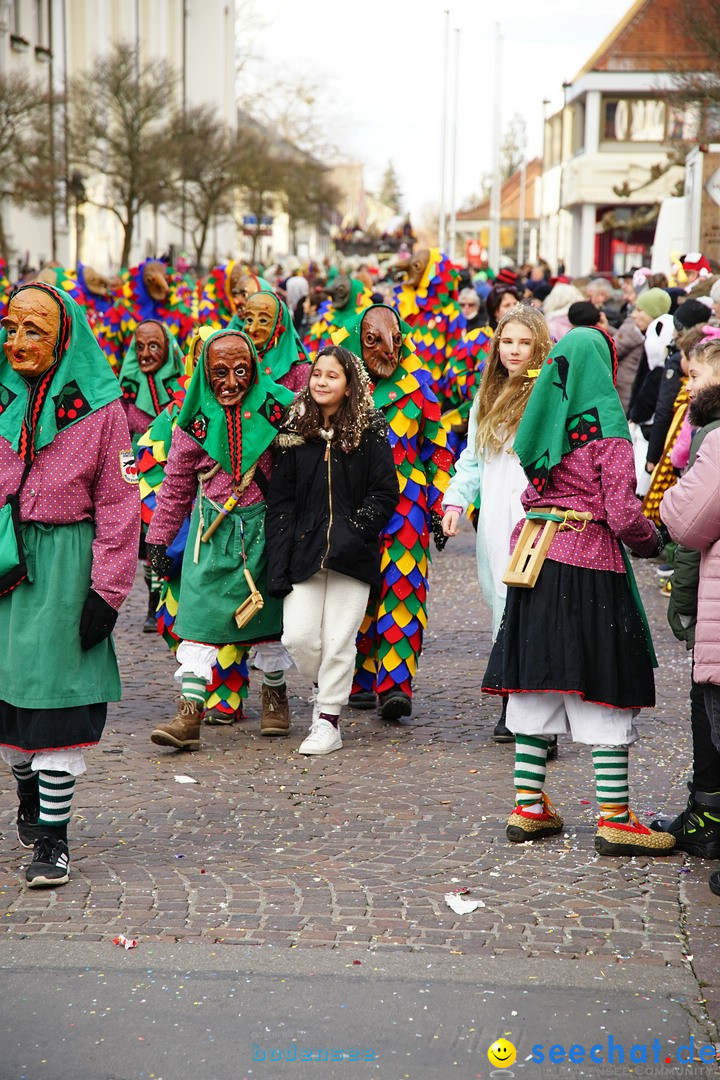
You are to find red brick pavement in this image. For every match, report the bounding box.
[0,526,718,1037]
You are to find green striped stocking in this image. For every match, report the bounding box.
[592,745,629,822]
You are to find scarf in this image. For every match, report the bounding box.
[177,328,294,487]
[251,291,310,382]
[514,326,629,494]
[0,283,121,463]
[118,321,185,417]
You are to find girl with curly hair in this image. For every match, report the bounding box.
[266,346,398,755]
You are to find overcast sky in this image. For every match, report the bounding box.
[243,0,633,221]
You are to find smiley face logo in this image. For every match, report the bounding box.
[487,1038,517,1068]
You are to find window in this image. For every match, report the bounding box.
[602,97,667,142]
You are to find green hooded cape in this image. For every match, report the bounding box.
[177,328,294,487]
[250,291,310,383]
[0,282,121,463]
[514,327,629,495]
[118,320,185,417]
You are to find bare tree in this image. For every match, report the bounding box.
[0,71,56,264]
[670,0,720,141]
[279,157,340,252]
[500,113,527,183]
[69,42,177,267]
[167,105,265,267]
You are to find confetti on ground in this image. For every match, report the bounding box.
[174,774,198,784]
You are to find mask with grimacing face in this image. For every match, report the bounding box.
[2,287,60,378]
[135,321,168,375]
[207,335,253,408]
[244,292,278,352]
[361,306,403,380]
[143,260,170,302]
[230,272,260,317]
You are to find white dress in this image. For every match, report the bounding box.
[442,398,529,639]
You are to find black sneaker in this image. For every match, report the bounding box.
[710,871,720,897]
[16,785,41,849]
[25,835,70,887]
[650,799,720,859]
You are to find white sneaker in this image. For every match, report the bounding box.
[298,718,342,755]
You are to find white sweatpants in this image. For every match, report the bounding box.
[282,570,371,716]
[507,691,639,746]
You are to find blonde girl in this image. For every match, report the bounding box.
[441,305,553,741]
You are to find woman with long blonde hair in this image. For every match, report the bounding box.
[441,304,553,742]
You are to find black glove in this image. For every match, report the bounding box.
[79,589,118,650]
[431,511,448,552]
[147,542,173,579]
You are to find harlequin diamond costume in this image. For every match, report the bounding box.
[0,257,11,320]
[334,305,453,720]
[481,327,674,857]
[136,330,252,722]
[0,283,140,886]
[96,259,195,371]
[438,322,493,461]
[198,260,243,330]
[118,320,186,630]
[303,275,372,356]
[392,247,463,396]
[145,329,296,748]
[53,264,114,332]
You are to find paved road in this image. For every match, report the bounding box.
[1,524,719,1079]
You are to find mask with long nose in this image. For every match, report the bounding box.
[361,306,403,380]
[394,247,430,289]
[142,260,170,302]
[328,274,351,310]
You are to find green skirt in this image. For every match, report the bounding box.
[0,521,121,711]
[174,495,282,646]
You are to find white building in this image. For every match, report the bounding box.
[539,0,708,277]
[0,0,237,275]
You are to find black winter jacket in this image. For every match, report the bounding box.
[265,412,399,599]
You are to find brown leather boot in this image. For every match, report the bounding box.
[150,699,202,749]
[260,683,290,736]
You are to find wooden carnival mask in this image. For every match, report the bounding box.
[2,287,61,378]
[244,291,278,352]
[207,334,253,407]
[361,306,403,380]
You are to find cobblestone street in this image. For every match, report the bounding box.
[1,523,719,1077]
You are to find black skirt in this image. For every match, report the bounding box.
[0,703,107,753]
[482,559,655,710]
